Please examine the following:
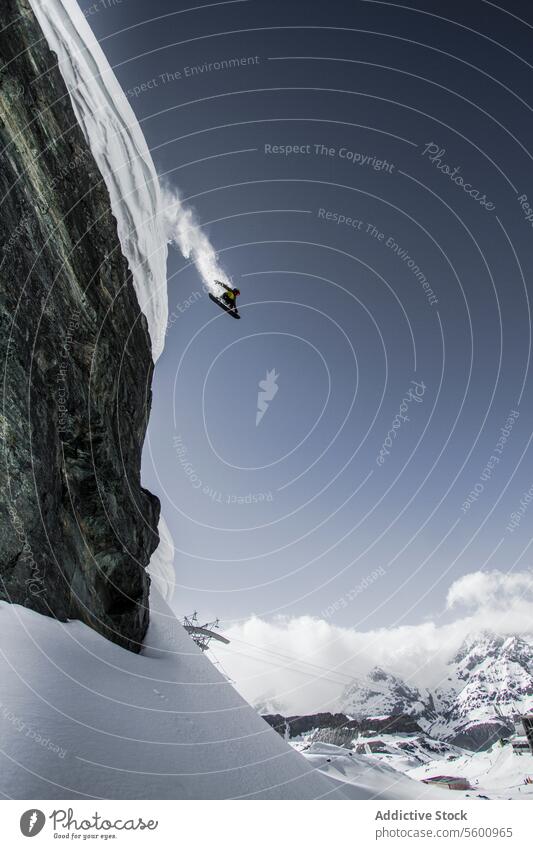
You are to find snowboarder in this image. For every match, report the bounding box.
[220,283,240,309]
[209,281,241,319]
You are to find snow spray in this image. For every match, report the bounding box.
[160,184,232,295]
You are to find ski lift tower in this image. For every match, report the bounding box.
[522,714,533,755]
[182,612,230,652]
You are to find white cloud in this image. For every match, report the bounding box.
[213,569,533,715]
[446,569,533,610]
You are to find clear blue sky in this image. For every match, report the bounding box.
[89,0,533,631]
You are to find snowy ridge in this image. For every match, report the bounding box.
[146,514,176,604]
[295,742,451,800]
[29,0,168,360]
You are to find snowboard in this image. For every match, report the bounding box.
[209,292,241,319]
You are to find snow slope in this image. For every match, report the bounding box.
[309,736,533,799]
[29,0,168,360]
[0,593,448,799]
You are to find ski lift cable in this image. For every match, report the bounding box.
[229,637,360,681]
[182,621,392,695]
[230,645,392,694]
[182,619,356,682]
[220,645,356,686]
[181,619,357,686]
[227,637,393,694]
[206,648,236,685]
[182,617,371,687]
[221,645,394,694]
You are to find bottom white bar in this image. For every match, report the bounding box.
[2,799,530,848]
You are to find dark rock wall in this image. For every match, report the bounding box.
[0,0,160,651]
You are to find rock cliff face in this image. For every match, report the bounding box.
[0,0,160,651]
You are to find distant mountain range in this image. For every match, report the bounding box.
[340,632,533,749]
[263,633,533,751]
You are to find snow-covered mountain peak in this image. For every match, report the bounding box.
[369,666,394,682]
[340,666,434,720]
[337,633,533,750]
[452,631,505,670]
[426,632,533,748]
[451,632,532,688]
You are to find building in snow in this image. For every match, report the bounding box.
[422,775,471,791]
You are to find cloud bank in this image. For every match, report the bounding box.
[213,569,533,715]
